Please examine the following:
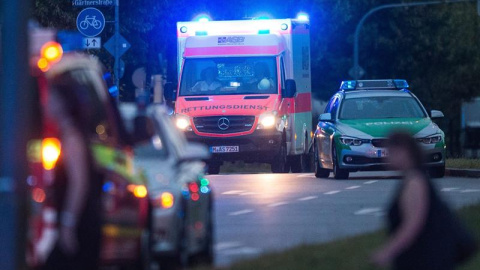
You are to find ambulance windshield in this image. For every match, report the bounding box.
[179,57,277,96]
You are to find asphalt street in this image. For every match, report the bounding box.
[210,172,480,267]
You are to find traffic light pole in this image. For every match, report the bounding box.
[352,0,476,79]
[0,0,31,269]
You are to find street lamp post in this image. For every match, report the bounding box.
[352,0,476,79]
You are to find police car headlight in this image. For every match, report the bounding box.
[340,136,367,146]
[417,135,442,144]
[257,112,277,129]
[175,115,191,131]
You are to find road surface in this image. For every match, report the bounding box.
[210,172,480,267]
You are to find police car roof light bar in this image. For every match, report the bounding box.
[340,79,409,91]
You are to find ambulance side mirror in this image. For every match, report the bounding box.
[164,82,177,102]
[284,79,297,98]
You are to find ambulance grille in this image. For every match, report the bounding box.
[193,116,255,134]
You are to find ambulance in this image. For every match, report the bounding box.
[165,15,313,174]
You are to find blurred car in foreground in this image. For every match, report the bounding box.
[314,79,446,180]
[121,105,214,269]
[27,30,149,269]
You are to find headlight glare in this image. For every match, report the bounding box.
[175,115,191,130]
[257,112,277,129]
[340,136,367,146]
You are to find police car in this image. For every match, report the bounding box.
[313,79,446,179]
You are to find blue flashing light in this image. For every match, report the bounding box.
[194,14,212,22]
[340,80,357,90]
[297,12,309,22]
[180,26,188,33]
[393,79,409,89]
[109,86,119,97]
[102,181,114,193]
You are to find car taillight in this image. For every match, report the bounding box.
[42,138,61,170]
[158,192,174,209]
[37,41,63,72]
[128,184,148,198]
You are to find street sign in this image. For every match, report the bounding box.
[72,0,116,6]
[104,33,131,57]
[348,66,365,79]
[76,8,105,37]
[83,37,101,49]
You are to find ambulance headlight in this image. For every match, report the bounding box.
[175,115,191,131]
[257,112,277,129]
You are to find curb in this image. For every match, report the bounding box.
[445,168,480,178]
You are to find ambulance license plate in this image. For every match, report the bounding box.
[211,146,239,153]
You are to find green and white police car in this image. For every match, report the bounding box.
[313,79,446,180]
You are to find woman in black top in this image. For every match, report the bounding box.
[371,132,456,270]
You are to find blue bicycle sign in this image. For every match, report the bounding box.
[76,8,105,37]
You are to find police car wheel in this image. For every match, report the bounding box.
[428,165,445,178]
[333,144,349,180]
[314,145,330,178]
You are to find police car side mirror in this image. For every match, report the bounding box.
[430,110,444,119]
[133,115,155,144]
[284,79,297,98]
[319,113,332,122]
[164,82,177,102]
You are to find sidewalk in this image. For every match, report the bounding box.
[446,168,480,178]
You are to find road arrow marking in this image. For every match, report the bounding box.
[298,196,318,201]
[229,209,253,216]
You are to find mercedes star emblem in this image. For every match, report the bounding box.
[218,117,230,130]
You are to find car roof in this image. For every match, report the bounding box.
[342,90,413,99]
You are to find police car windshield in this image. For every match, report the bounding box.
[339,96,426,120]
[179,57,277,96]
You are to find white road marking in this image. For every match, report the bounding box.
[268,202,289,207]
[460,189,480,193]
[222,190,245,195]
[355,207,383,215]
[346,185,361,190]
[298,196,318,201]
[297,174,313,178]
[229,209,253,216]
[215,242,243,251]
[239,192,257,196]
[221,247,262,256]
[364,180,378,184]
[441,187,459,192]
[324,190,340,195]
